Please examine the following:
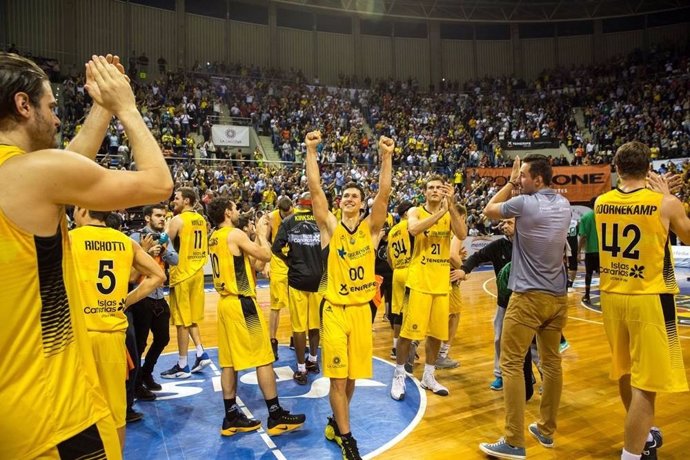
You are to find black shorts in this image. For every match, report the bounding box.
[584,252,600,274]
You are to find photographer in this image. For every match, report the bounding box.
[128,204,179,401]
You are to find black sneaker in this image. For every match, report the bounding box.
[390,347,396,359]
[293,370,308,385]
[306,359,320,374]
[642,428,663,460]
[324,416,342,445]
[126,408,143,423]
[142,373,162,391]
[340,435,362,460]
[266,410,306,436]
[582,295,591,304]
[221,413,261,437]
[271,338,279,361]
[135,384,157,401]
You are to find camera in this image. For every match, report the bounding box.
[141,227,169,244]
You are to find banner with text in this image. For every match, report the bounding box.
[211,125,250,147]
[471,164,611,203]
[500,139,560,150]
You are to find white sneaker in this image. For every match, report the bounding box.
[390,372,406,401]
[421,372,449,396]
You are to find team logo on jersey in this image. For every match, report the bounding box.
[629,265,645,278]
[339,283,348,295]
[337,246,347,259]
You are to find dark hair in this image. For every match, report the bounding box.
[0,52,48,124]
[177,187,197,206]
[614,141,650,180]
[277,196,292,212]
[104,213,123,230]
[396,200,413,217]
[343,182,366,201]
[522,154,552,185]
[207,197,234,227]
[142,203,167,217]
[88,210,112,222]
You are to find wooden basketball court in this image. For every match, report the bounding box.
[162,271,690,459]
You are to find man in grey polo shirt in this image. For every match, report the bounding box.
[478,154,571,460]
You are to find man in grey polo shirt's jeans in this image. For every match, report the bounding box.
[479,154,571,460]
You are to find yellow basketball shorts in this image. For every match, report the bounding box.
[391,268,409,315]
[449,283,462,315]
[601,292,688,393]
[87,330,127,429]
[288,286,321,333]
[218,294,275,371]
[320,300,373,380]
[169,270,205,326]
[269,274,289,310]
[400,288,449,341]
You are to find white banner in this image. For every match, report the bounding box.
[673,245,690,269]
[463,235,504,257]
[211,125,250,147]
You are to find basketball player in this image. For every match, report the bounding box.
[266,197,294,360]
[0,53,172,459]
[306,130,393,460]
[71,207,165,449]
[271,192,323,385]
[596,141,690,460]
[479,154,571,459]
[207,197,306,437]
[577,198,599,304]
[391,177,467,401]
[160,188,212,379]
[387,201,414,360]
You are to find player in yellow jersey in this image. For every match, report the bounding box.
[386,201,414,360]
[206,197,306,437]
[435,210,467,370]
[0,53,172,459]
[595,141,690,460]
[71,207,165,449]
[161,187,211,378]
[306,130,393,460]
[265,197,294,360]
[391,176,467,401]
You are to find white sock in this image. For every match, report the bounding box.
[178,356,188,368]
[308,354,317,363]
[395,364,406,375]
[393,337,398,348]
[196,344,204,357]
[297,363,306,373]
[621,449,641,460]
[424,364,435,376]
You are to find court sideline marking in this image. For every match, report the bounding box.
[481,277,690,340]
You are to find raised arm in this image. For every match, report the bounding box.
[125,240,165,308]
[66,55,126,159]
[305,130,336,243]
[234,215,272,268]
[367,136,394,243]
[407,201,447,237]
[483,156,520,219]
[446,188,467,240]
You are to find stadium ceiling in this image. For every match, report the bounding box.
[271,0,690,22]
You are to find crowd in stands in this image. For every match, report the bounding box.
[7,41,689,232]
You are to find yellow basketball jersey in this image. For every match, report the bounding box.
[70,225,133,332]
[320,220,377,305]
[0,146,110,458]
[170,210,208,285]
[595,188,678,294]
[406,206,452,294]
[208,226,256,297]
[269,209,289,277]
[388,220,412,270]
